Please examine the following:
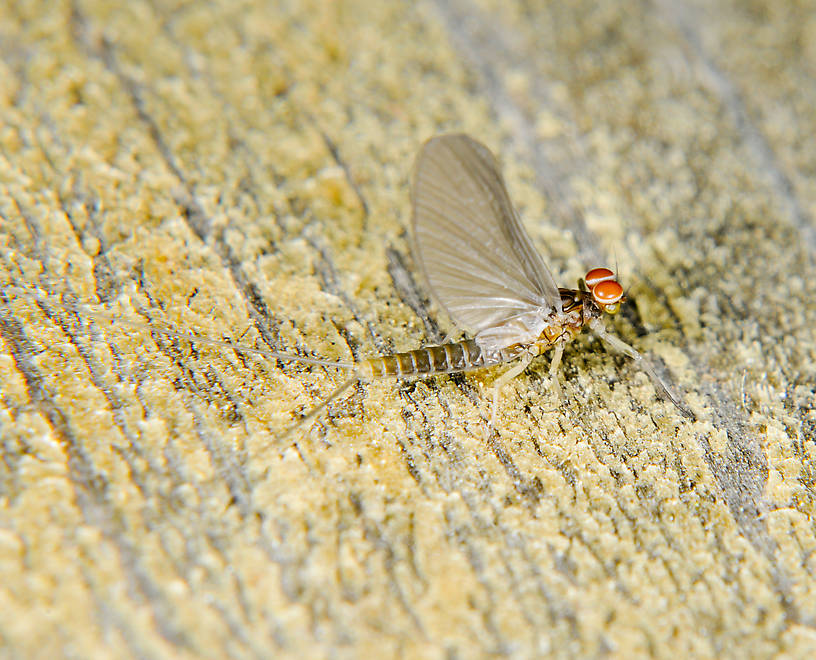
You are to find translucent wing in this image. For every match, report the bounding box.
[412,134,561,351]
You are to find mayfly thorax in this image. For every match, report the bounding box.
[6,133,692,433]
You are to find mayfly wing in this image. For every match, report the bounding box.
[412,134,561,351]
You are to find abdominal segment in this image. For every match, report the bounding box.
[359,339,508,379]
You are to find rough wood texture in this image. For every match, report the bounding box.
[2,0,815,657]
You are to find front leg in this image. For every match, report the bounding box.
[589,318,693,418]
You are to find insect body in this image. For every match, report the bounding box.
[327,133,691,425]
[360,273,620,380]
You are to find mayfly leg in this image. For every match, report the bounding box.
[589,318,694,419]
[547,340,566,404]
[488,350,537,427]
[487,339,568,428]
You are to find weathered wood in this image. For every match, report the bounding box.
[1,0,815,657]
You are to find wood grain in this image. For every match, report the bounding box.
[1,0,815,657]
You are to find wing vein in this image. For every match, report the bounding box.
[411,134,560,350]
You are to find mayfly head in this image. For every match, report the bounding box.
[583,267,625,315]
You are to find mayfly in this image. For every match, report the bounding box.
[281,133,692,426]
[6,134,691,432]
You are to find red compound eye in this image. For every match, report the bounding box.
[584,267,615,288]
[593,279,624,305]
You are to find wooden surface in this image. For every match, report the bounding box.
[1,0,816,657]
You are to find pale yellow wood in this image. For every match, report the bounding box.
[1,0,815,657]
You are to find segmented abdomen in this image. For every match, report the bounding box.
[360,339,507,379]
